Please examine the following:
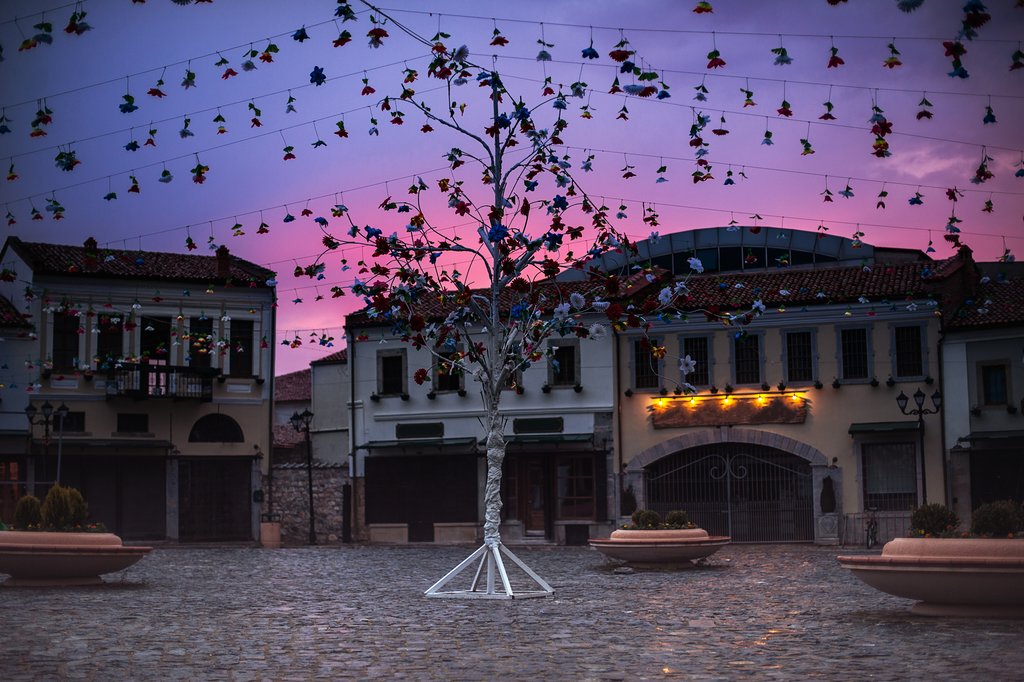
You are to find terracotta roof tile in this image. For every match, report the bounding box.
[948,276,1024,329]
[274,368,310,401]
[311,348,347,364]
[272,423,305,448]
[5,237,275,286]
[0,293,31,329]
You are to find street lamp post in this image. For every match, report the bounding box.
[25,401,70,487]
[895,388,942,505]
[290,408,316,545]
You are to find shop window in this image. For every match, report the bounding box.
[557,455,595,519]
[784,330,815,384]
[377,349,406,396]
[839,327,870,380]
[862,442,917,511]
[141,316,172,364]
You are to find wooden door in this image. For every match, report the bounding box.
[525,458,547,534]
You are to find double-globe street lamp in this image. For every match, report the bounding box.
[895,388,942,505]
[289,408,316,545]
[25,401,70,487]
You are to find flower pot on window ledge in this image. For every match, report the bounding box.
[925,375,935,385]
[710,386,718,394]
[515,386,525,395]
[777,382,786,392]
[400,393,410,401]
[217,374,226,384]
[673,386,682,396]
[624,389,633,398]
[541,384,551,394]
[370,393,381,402]
[574,384,583,393]
[885,376,896,387]
[1007,405,1017,415]
[255,377,265,385]
[970,406,981,416]
[814,380,823,390]
[760,383,771,392]
[81,371,94,382]
[427,391,437,400]
[457,388,467,397]
[870,377,880,387]
[724,384,734,394]
[832,378,841,389]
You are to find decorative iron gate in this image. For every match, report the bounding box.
[645,443,813,542]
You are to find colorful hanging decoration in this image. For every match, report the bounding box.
[916,94,933,120]
[179,117,194,139]
[1011,47,1024,71]
[181,65,197,89]
[908,190,924,206]
[740,85,756,108]
[839,180,854,198]
[213,111,227,134]
[30,102,54,137]
[958,1,991,41]
[64,7,92,35]
[310,66,327,86]
[771,39,793,66]
[191,158,209,184]
[693,2,714,13]
[292,26,310,42]
[971,148,993,184]
[869,100,892,158]
[6,162,17,182]
[827,41,844,69]
[944,40,969,78]
[821,176,834,202]
[147,70,167,97]
[707,33,725,69]
[982,104,997,124]
[159,167,173,183]
[54,148,80,172]
[883,42,902,68]
[876,185,888,209]
[249,102,262,127]
[19,20,54,51]
[0,112,11,135]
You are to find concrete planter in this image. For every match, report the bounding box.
[0,530,152,587]
[589,527,730,564]
[838,537,1024,617]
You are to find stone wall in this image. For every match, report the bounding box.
[263,463,347,545]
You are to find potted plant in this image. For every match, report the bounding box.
[0,485,152,586]
[589,509,730,565]
[838,501,1024,617]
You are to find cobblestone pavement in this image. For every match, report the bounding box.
[4,543,1024,681]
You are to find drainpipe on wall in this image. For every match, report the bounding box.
[937,325,951,509]
[345,330,356,543]
[613,326,623,520]
[266,300,277,518]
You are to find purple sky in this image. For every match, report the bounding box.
[1,0,1022,375]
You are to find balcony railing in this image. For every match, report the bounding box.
[106,363,215,402]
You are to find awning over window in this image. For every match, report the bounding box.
[957,430,1024,444]
[358,437,478,452]
[848,421,921,435]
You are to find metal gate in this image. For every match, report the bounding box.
[645,443,813,542]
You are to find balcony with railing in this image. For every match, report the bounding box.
[105,363,215,401]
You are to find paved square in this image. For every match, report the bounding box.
[4,544,1023,680]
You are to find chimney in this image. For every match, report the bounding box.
[83,236,99,272]
[216,245,231,279]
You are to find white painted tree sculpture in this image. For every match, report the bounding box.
[312,2,756,598]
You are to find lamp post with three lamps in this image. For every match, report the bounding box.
[289,408,316,545]
[24,401,70,489]
[895,388,942,505]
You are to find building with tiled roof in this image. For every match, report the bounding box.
[941,262,1024,527]
[0,235,276,541]
[342,226,982,548]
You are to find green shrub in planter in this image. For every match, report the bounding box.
[971,500,1024,537]
[41,484,88,530]
[910,503,960,537]
[13,494,42,529]
[665,510,691,528]
[630,509,662,529]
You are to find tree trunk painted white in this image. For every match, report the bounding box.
[482,414,505,547]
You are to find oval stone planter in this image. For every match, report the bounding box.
[589,527,730,564]
[0,530,152,587]
[838,537,1024,618]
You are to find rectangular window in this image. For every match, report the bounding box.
[95,317,123,369]
[894,325,924,378]
[229,320,254,378]
[840,328,869,380]
[140,316,172,364]
[503,343,523,390]
[435,350,463,392]
[785,331,814,383]
[378,350,406,395]
[556,455,595,519]
[189,317,214,369]
[633,338,661,390]
[117,413,149,433]
[862,442,917,511]
[734,334,761,385]
[59,411,86,433]
[548,341,579,387]
[52,314,80,372]
[981,364,1009,406]
[681,336,710,386]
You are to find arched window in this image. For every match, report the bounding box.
[188,414,244,443]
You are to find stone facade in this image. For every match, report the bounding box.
[264,463,347,545]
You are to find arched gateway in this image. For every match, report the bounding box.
[625,429,831,543]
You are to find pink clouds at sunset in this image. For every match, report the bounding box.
[1,0,1021,374]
